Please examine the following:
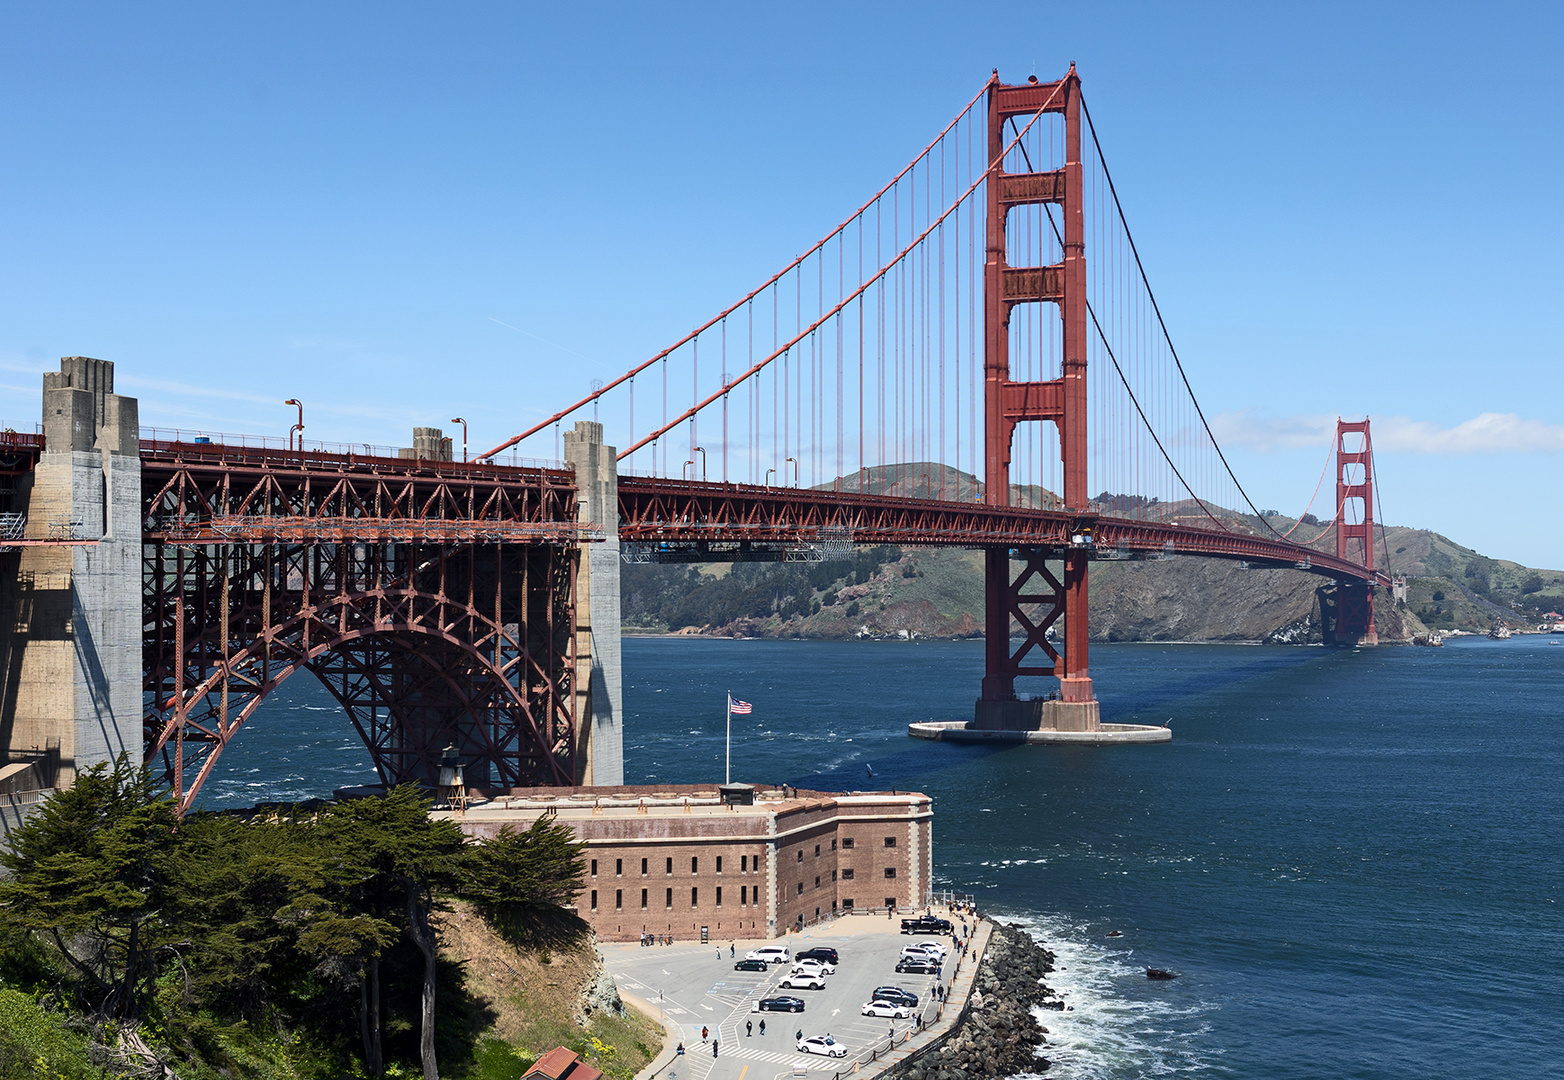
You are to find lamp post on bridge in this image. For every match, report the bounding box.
[786,456,798,487]
[284,399,304,454]
[683,459,696,481]
[449,417,467,462]
[692,445,707,481]
[765,467,776,489]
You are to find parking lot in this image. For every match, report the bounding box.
[603,916,967,1080]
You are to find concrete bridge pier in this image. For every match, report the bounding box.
[1,357,141,791]
[563,421,624,786]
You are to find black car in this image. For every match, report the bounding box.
[895,958,941,975]
[795,947,840,965]
[901,915,953,935]
[872,986,919,1007]
[756,996,805,1013]
[734,958,770,972]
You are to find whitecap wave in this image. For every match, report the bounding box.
[999,913,1218,1079]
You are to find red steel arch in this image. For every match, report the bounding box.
[147,589,576,813]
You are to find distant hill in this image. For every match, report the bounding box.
[622,465,1564,642]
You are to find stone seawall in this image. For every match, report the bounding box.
[883,922,1062,1079]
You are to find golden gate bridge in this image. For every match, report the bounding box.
[1,67,1392,810]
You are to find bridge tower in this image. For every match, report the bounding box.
[976,66,1099,732]
[1,358,141,793]
[1334,419,1378,645]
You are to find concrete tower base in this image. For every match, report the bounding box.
[1,357,141,791]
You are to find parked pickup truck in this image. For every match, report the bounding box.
[900,915,953,935]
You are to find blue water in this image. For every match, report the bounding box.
[205,635,1564,1079]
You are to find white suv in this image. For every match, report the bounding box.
[745,946,791,964]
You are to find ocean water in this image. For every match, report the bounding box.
[204,635,1564,1079]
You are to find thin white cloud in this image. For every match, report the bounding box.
[1214,410,1564,454]
[1212,411,1337,451]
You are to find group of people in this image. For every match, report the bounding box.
[641,933,677,946]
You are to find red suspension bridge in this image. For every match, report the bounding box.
[480,66,1392,728]
[2,67,1393,809]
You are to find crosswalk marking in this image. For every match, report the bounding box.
[719,1046,841,1070]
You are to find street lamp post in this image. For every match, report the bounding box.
[284,399,304,453]
[692,445,707,482]
[786,456,798,486]
[683,459,695,481]
[765,467,776,488]
[449,418,468,462]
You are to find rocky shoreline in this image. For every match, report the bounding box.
[888,923,1062,1080]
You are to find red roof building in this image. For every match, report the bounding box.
[524,1047,603,1080]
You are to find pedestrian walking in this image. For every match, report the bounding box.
[701,1026,709,1043]
[715,948,721,960]
[730,942,735,957]
[746,1020,752,1037]
[713,1039,719,1059]
[758,1019,766,1036]
[795,1029,803,1043]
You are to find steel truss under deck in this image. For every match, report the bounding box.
[141,445,587,812]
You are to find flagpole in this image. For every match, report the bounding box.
[725,692,732,785]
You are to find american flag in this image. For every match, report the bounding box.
[729,697,753,715]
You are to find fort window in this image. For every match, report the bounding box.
[590,859,598,876]
[884,896,896,908]
[814,876,820,888]
[831,839,837,851]
[842,837,855,849]
[615,889,623,910]
[666,857,673,874]
[884,867,897,878]
[814,844,820,856]
[796,882,804,896]
[691,857,698,874]
[641,889,648,909]
[884,836,897,848]
[691,887,698,907]
[741,885,748,905]
[665,888,673,909]
[590,890,598,910]
[642,858,648,876]
[841,869,854,880]
[741,855,748,872]
[716,886,722,907]
[797,850,803,862]
[832,870,838,881]
[716,856,723,873]
[842,899,854,910]
[616,858,623,876]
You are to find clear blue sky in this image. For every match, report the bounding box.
[3,2,1560,567]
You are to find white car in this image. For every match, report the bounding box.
[778,972,827,990]
[911,941,948,962]
[900,942,946,963]
[745,946,791,964]
[789,958,837,976]
[797,1035,847,1058]
[861,999,912,1019]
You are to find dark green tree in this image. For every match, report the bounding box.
[0,755,178,1018]
[318,787,467,1080]
[463,816,587,948]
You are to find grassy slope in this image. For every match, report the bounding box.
[435,902,660,1080]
